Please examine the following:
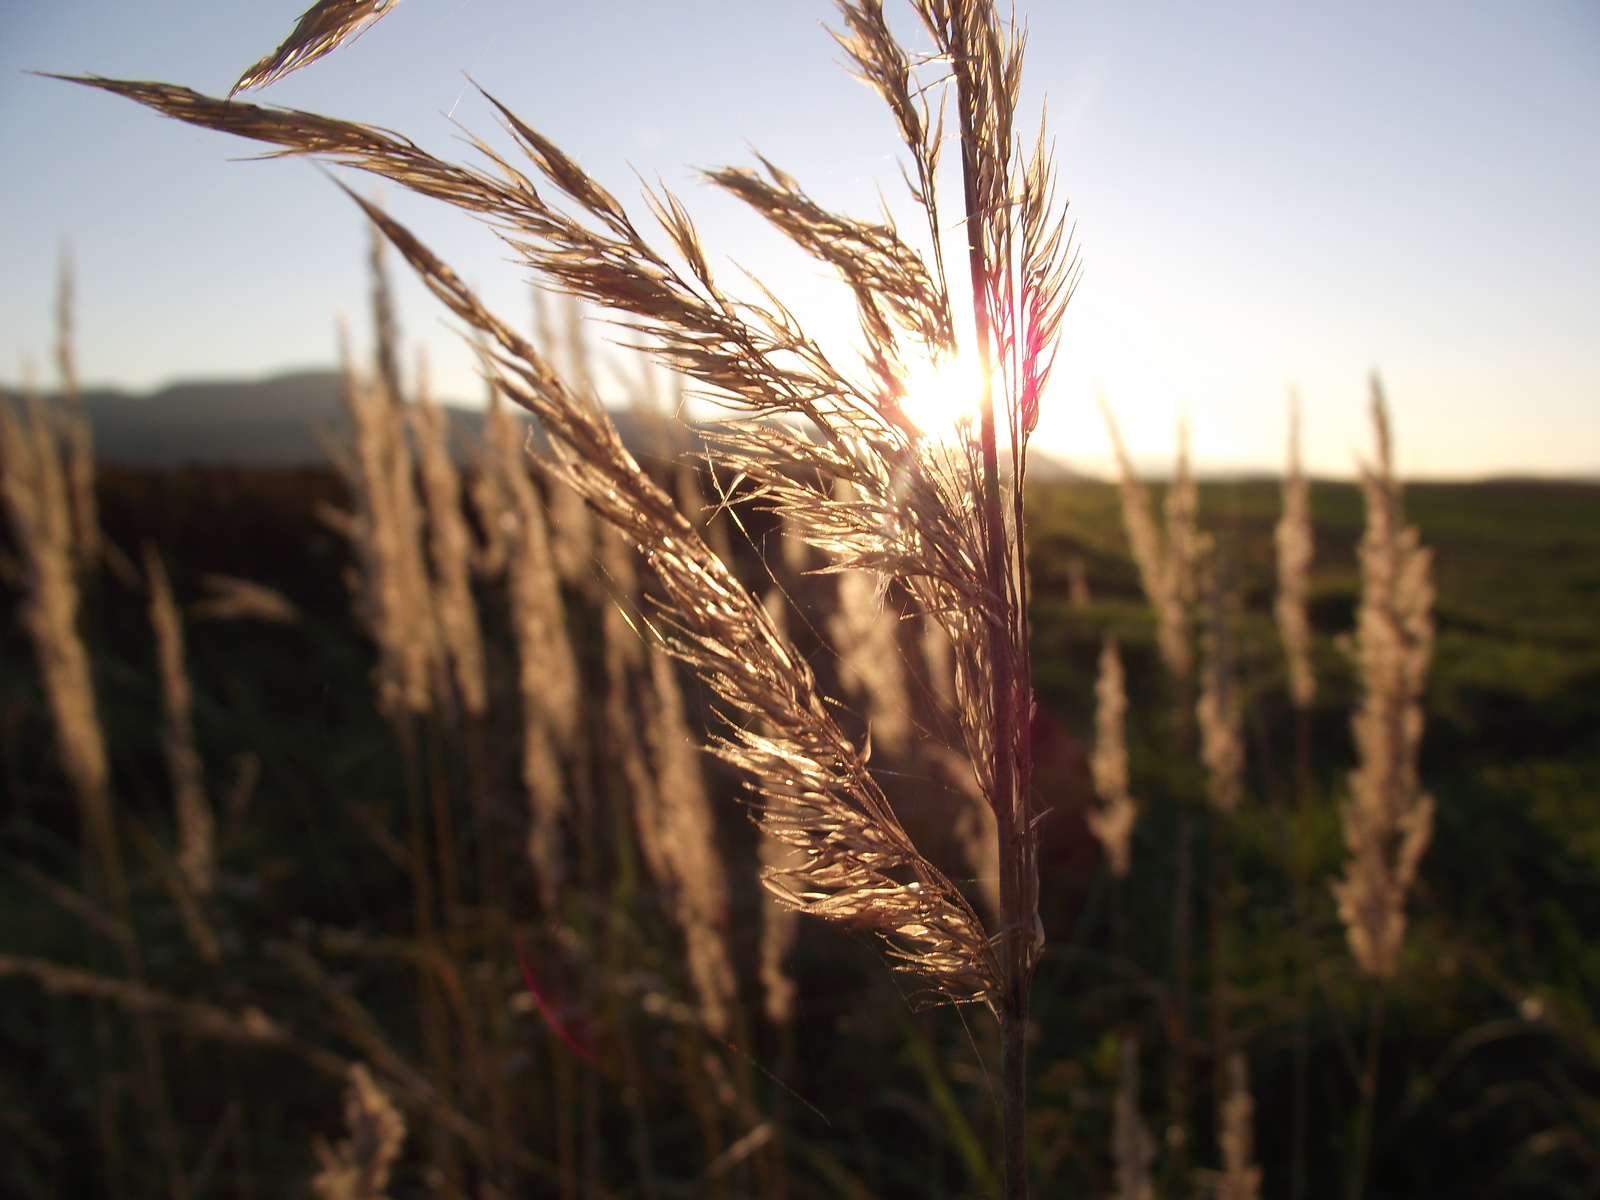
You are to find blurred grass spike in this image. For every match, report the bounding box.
[1333,377,1436,980]
[310,1063,407,1200]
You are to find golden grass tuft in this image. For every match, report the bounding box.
[1332,379,1436,980]
[0,391,120,902]
[1274,395,1316,710]
[1088,634,1137,877]
[311,1063,408,1200]
[410,354,489,716]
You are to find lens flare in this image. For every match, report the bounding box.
[899,349,983,441]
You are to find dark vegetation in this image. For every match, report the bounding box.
[2,464,1597,1198]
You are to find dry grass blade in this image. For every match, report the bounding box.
[232,0,402,96]
[1333,379,1435,979]
[0,952,309,1057]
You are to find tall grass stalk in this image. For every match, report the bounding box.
[1337,378,1435,1199]
[1088,634,1136,879]
[77,2,1077,1190]
[0,394,121,903]
[143,545,223,965]
[1112,1037,1155,1200]
[0,386,187,1198]
[1102,407,1208,1172]
[55,255,100,572]
[410,355,488,719]
[1273,393,1316,1200]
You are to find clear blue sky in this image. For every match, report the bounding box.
[2,0,1597,477]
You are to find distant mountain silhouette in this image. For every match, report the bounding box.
[2,368,1091,478]
[5,370,647,469]
[79,370,351,467]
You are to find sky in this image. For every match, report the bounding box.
[1,0,1597,478]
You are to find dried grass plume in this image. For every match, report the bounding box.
[1332,379,1435,979]
[311,1063,407,1200]
[1275,395,1315,709]
[1088,634,1136,877]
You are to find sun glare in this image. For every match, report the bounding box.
[899,349,985,441]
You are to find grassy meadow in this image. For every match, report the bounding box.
[2,446,1596,1198]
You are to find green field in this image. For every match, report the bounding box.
[2,466,1597,1198]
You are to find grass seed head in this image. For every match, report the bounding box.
[1332,378,1436,979]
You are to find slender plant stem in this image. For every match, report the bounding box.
[394,714,459,1192]
[1166,806,1195,1188]
[952,41,1031,1200]
[1348,982,1389,1200]
[1290,704,1313,1200]
[1209,805,1232,1143]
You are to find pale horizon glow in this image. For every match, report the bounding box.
[2,1,1597,480]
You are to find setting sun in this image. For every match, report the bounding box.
[898,348,985,440]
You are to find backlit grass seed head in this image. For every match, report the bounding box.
[329,301,439,719]
[1332,379,1435,979]
[73,0,1076,1015]
[1103,405,1194,686]
[310,1063,407,1200]
[235,0,403,97]
[1217,1053,1262,1200]
[410,357,488,716]
[488,378,581,909]
[0,394,118,892]
[645,642,737,1037]
[1197,575,1245,815]
[1088,634,1136,877]
[1163,421,1202,617]
[1275,395,1315,710]
[144,545,216,903]
[491,384,581,751]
